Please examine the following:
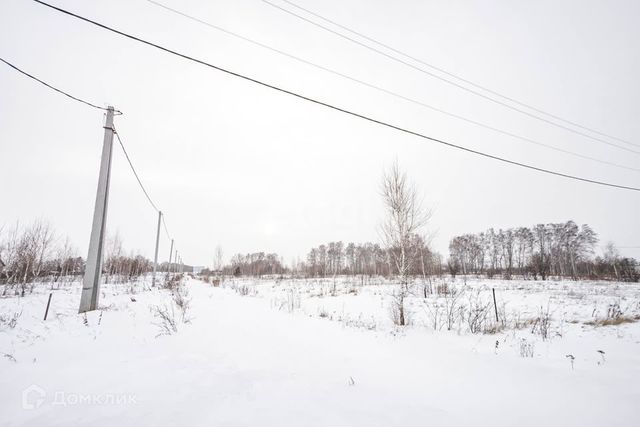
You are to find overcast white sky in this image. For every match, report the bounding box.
[1,0,639,266]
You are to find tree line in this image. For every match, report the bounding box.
[302,238,443,279]
[448,221,638,281]
[0,221,156,294]
[218,252,286,277]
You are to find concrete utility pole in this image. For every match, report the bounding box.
[168,239,174,274]
[79,106,115,313]
[152,211,162,287]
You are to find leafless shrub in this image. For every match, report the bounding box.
[606,301,622,319]
[285,289,300,313]
[268,286,300,313]
[0,310,22,330]
[162,273,182,290]
[436,282,450,295]
[519,338,535,358]
[152,281,191,336]
[172,285,192,323]
[531,304,551,340]
[341,313,377,330]
[443,287,465,331]
[424,298,441,330]
[467,292,491,334]
[151,304,178,337]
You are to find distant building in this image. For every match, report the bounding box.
[192,266,205,274]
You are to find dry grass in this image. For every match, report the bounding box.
[585,315,640,327]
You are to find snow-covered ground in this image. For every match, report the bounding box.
[1,276,639,426]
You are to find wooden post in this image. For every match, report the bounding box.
[492,288,499,322]
[44,293,53,321]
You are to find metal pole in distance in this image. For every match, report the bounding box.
[174,251,178,274]
[152,211,162,287]
[168,239,174,275]
[79,106,116,313]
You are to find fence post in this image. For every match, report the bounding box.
[44,293,53,320]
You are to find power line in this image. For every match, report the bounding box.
[261,0,640,155]
[0,56,175,239]
[1,52,180,262]
[113,129,160,212]
[115,128,176,246]
[142,0,640,174]
[161,214,172,240]
[0,56,120,113]
[31,0,640,192]
[279,0,639,150]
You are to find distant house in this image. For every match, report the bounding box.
[192,266,204,274]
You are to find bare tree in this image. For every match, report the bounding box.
[214,245,224,272]
[603,242,621,280]
[380,161,430,287]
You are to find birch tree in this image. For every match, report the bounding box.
[380,161,430,287]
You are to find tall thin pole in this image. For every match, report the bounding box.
[79,106,115,313]
[152,211,162,287]
[174,251,178,274]
[168,238,174,274]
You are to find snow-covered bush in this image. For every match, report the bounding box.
[519,338,535,358]
[151,304,178,337]
[0,310,22,330]
[151,280,191,336]
[531,304,552,340]
[467,291,491,334]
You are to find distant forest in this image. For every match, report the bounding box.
[217,221,637,282]
[2,220,638,289]
[448,221,637,281]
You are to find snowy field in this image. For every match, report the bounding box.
[1,275,639,426]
